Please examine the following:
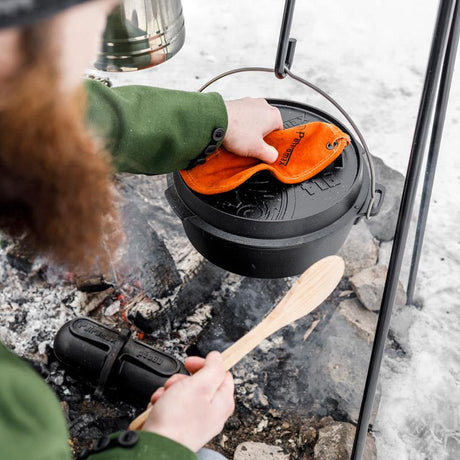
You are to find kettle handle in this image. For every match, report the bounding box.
[198,66,377,220]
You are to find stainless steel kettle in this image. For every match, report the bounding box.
[95,0,185,72]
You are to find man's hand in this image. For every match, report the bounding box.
[143,351,235,452]
[224,98,283,163]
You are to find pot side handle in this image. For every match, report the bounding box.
[361,183,385,218]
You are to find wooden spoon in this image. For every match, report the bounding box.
[128,255,344,431]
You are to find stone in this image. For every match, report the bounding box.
[350,264,406,312]
[337,298,378,343]
[304,309,381,424]
[234,442,289,460]
[314,421,377,460]
[210,293,379,424]
[338,220,379,277]
[378,240,412,294]
[366,156,405,242]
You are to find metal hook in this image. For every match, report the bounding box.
[275,0,297,79]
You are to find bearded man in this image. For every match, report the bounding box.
[0,1,282,459]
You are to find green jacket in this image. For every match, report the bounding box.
[0,81,229,459]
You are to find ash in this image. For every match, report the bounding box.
[0,162,407,458]
[0,247,78,359]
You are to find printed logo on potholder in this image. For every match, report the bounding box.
[278,125,306,167]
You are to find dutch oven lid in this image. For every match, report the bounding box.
[172,100,367,240]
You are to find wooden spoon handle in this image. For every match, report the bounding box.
[129,408,151,431]
[221,322,272,371]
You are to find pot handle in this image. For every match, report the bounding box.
[198,67,377,220]
[360,183,385,218]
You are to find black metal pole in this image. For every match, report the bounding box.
[275,0,296,79]
[406,0,460,306]
[351,0,456,458]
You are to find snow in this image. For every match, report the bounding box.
[97,0,460,458]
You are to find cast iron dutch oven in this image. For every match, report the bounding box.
[166,99,384,278]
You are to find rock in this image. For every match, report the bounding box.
[378,240,412,295]
[338,221,379,277]
[319,416,335,428]
[337,298,378,343]
[366,156,405,242]
[305,309,380,423]
[234,442,289,460]
[350,264,406,312]
[314,421,377,460]
[219,294,379,424]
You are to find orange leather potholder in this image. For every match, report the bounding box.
[180,122,351,195]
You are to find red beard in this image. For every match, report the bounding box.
[0,23,122,272]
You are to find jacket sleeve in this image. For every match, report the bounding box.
[84,79,228,174]
[0,344,71,460]
[85,431,198,460]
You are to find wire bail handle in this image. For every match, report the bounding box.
[198,0,376,219]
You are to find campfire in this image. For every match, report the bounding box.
[0,167,404,458]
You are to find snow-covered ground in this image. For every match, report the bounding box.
[101,1,460,458]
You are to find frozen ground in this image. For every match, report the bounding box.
[100,1,460,458]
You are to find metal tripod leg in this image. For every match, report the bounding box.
[406,0,460,306]
[351,0,459,458]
